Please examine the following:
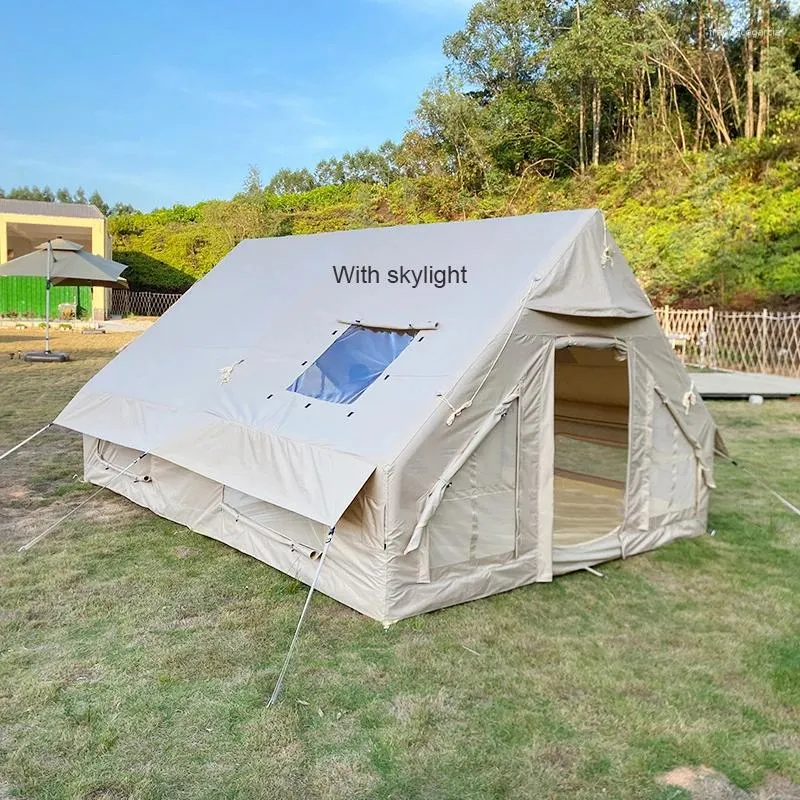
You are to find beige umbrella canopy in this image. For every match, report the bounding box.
[0,237,129,361]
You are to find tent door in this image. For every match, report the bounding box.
[551,342,630,555]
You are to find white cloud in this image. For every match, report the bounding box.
[153,67,331,129]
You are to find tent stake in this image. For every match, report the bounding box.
[584,566,604,578]
[268,526,336,708]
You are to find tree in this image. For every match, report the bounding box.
[410,77,495,191]
[314,157,346,185]
[242,164,263,197]
[89,190,110,216]
[266,167,317,194]
[310,143,401,187]
[443,0,557,97]
[202,198,268,247]
[109,202,139,216]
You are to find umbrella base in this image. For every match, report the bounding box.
[22,351,71,363]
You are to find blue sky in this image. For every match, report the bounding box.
[2,0,471,211]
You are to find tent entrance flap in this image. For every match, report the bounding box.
[552,344,630,550]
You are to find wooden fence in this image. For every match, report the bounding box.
[111,290,183,318]
[655,306,800,378]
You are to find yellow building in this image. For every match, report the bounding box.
[0,199,113,320]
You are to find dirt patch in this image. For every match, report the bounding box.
[658,766,800,799]
[760,774,800,800]
[762,734,800,752]
[172,546,200,559]
[59,663,102,687]
[0,495,141,551]
[307,754,380,800]
[539,743,580,771]
[659,766,751,799]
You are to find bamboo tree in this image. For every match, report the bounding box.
[577,0,587,174]
[592,81,601,165]
[756,0,771,137]
[745,0,757,137]
[695,0,706,149]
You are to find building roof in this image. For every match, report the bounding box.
[0,198,104,220]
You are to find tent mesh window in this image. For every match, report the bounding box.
[288,325,417,404]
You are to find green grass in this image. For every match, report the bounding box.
[1,330,799,799]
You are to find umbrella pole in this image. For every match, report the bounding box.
[44,240,52,353]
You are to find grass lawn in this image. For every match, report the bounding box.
[1,328,799,800]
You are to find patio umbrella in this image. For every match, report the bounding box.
[0,237,129,362]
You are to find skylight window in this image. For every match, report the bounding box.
[288,325,417,404]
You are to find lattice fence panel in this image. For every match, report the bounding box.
[655,307,800,378]
[655,308,713,365]
[712,312,800,377]
[111,290,183,317]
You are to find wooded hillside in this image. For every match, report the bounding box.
[9,0,800,307]
[110,139,800,307]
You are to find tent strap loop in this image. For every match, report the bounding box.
[0,423,52,463]
[268,526,336,707]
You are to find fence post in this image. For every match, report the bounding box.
[664,304,671,334]
[707,306,715,369]
[760,308,768,373]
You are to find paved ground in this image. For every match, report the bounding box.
[691,370,800,399]
[101,317,155,332]
[0,317,154,333]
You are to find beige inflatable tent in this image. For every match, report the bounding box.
[55,209,721,622]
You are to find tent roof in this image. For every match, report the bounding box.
[55,208,653,525]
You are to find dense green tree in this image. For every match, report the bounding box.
[443,0,557,96]
[89,191,110,216]
[109,202,139,216]
[266,167,318,194]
